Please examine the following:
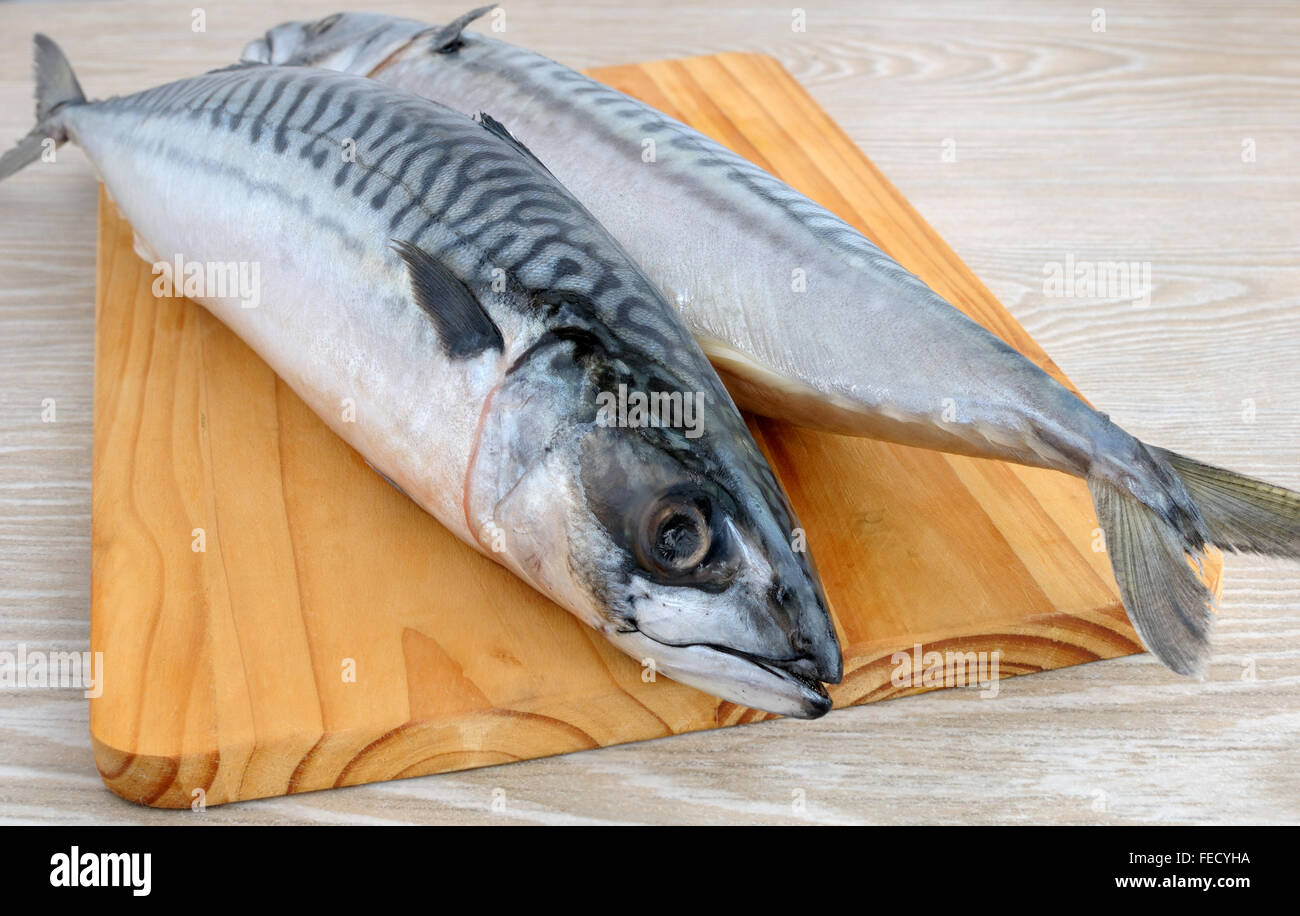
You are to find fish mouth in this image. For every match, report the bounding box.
[700,641,833,703]
[604,625,835,719]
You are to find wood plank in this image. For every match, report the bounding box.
[89,52,1221,807]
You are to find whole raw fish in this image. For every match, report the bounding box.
[242,7,1300,677]
[1,37,842,717]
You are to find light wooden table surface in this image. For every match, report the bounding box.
[1,0,1296,825]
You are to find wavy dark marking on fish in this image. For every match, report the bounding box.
[3,36,843,718]
[238,10,1300,679]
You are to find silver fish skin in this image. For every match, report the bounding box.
[244,9,1300,678]
[2,37,844,718]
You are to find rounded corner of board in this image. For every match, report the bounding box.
[91,732,220,809]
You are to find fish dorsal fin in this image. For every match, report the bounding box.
[392,239,503,358]
[475,112,554,176]
[430,5,496,53]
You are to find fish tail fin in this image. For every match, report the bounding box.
[0,35,85,183]
[34,34,85,121]
[1147,447,1300,558]
[1089,441,1300,677]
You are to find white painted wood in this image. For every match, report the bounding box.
[0,0,1295,824]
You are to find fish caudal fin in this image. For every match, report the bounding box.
[1090,444,1300,677]
[1089,472,1215,677]
[0,35,85,184]
[33,34,85,121]
[1150,447,1300,558]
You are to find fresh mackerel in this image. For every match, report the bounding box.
[243,8,1300,677]
[1,37,843,717]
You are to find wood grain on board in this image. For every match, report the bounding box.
[89,52,1221,807]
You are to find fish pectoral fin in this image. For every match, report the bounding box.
[391,238,504,358]
[474,112,554,177]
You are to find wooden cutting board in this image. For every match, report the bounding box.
[89,52,1222,808]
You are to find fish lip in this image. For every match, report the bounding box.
[694,641,832,699]
[645,624,843,686]
[621,625,833,719]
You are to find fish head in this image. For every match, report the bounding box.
[578,419,844,718]
[240,12,430,72]
[478,330,843,719]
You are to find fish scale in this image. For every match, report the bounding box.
[98,66,692,368]
[1,38,846,717]
[240,9,1300,679]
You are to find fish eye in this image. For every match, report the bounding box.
[309,13,342,37]
[637,492,714,577]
